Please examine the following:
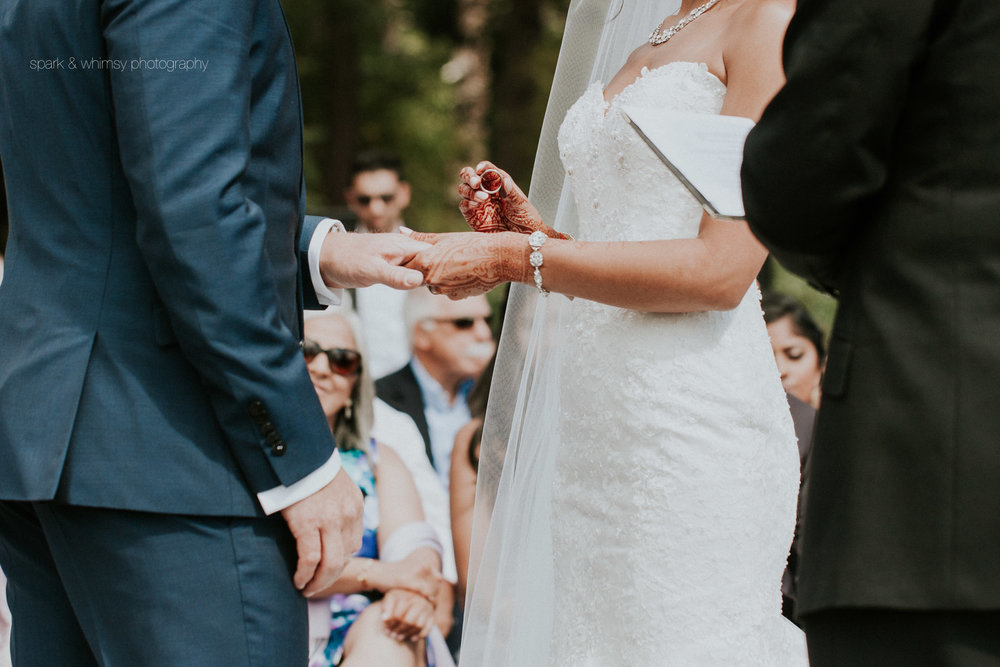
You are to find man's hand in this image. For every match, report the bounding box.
[402,230,527,299]
[281,468,364,597]
[318,231,429,290]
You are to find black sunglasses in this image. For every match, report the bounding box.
[301,339,362,377]
[354,193,395,206]
[433,316,489,330]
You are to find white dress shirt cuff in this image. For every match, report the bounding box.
[308,218,346,307]
[257,449,343,515]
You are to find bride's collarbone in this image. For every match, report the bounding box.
[608,13,733,95]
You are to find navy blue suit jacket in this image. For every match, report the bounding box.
[0,0,336,517]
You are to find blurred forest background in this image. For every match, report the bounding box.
[284,0,568,233]
[0,0,835,332]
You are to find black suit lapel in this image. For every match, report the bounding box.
[376,365,434,468]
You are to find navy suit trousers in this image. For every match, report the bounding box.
[0,502,305,666]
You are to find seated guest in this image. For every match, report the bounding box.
[371,399,458,590]
[303,311,454,667]
[377,289,495,493]
[762,292,826,623]
[449,355,494,605]
[763,293,826,410]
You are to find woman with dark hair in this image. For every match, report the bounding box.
[763,293,826,409]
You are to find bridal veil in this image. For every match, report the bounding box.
[460,1,682,663]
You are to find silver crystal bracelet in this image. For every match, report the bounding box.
[528,230,549,295]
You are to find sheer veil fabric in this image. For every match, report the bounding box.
[460,1,682,664]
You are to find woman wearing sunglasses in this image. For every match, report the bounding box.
[302,311,454,667]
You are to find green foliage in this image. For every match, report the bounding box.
[762,257,839,339]
[283,0,569,233]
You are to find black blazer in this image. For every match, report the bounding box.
[744,0,1000,614]
[376,363,434,468]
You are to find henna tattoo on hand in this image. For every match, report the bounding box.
[462,165,569,239]
[406,232,528,299]
[466,197,507,234]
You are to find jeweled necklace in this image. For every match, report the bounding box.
[648,0,722,46]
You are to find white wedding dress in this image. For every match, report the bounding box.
[546,61,807,665]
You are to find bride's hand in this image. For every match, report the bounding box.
[458,162,567,239]
[401,229,528,299]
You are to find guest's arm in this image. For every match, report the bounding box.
[311,444,449,639]
[376,444,448,640]
[310,446,441,598]
[450,419,481,604]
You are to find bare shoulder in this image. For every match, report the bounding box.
[723,0,795,69]
[374,440,406,473]
[450,418,482,469]
[719,0,794,116]
[453,418,482,449]
[373,441,421,496]
[730,0,795,37]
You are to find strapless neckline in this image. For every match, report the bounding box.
[601,60,726,113]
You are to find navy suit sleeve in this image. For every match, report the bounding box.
[300,214,324,311]
[742,0,939,293]
[101,0,335,493]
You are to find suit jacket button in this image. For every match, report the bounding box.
[265,431,282,447]
[271,442,287,456]
[248,401,267,419]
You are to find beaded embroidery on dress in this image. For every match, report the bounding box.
[549,61,807,665]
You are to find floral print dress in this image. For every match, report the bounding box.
[309,442,380,667]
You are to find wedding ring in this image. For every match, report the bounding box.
[428,285,441,295]
[479,168,503,195]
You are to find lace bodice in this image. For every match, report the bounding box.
[558,61,726,242]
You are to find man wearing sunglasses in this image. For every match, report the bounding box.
[343,149,415,378]
[344,149,412,236]
[377,289,495,492]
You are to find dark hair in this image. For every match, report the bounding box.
[762,293,826,363]
[347,148,405,184]
[466,353,496,472]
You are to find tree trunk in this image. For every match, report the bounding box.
[447,0,493,163]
